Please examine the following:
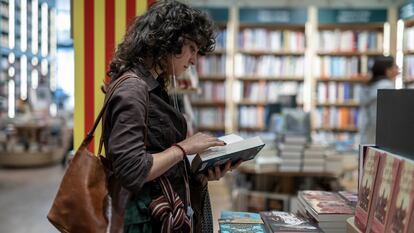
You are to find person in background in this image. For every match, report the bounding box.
[359,55,399,144]
[104,1,238,232]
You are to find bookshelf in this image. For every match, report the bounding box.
[399,2,414,87]
[313,8,388,144]
[0,0,56,117]
[192,7,229,135]
[234,8,307,133]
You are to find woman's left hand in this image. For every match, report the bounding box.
[206,160,242,181]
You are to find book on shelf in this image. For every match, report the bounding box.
[354,147,382,232]
[259,211,323,233]
[190,134,265,174]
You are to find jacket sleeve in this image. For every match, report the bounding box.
[106,78,153,194]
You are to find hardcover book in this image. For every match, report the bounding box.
[354,147,382,232]
[259,211,323,232]
[190,134,265,174]
[369,149,401,233]
[385,159,414,233]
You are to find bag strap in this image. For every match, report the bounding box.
[96,73,150,156]
[80,74,137,149]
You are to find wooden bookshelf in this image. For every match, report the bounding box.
[236,76,304,81]
[238,126,266,132]
[237,100,267,106]
[198,75,226,81]
[317,51,383,56]
[191,101,225,107]
[197,125,225,132]
[404,50,414,55]
[314,127,359,133]
[238,49,305,56]
[168,87,201,95]
[317,77,370,83]
[318,23,383,30]
[316,102,360,107]
[313,8,387,144]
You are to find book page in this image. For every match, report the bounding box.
[199,134,245,158]
[218,134,244,144]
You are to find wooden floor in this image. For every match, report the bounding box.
[0,164,232,233]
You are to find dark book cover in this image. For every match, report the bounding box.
[259,211,322,232]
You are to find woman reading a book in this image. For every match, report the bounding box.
[360,55,399,144]
[103,1,238,232]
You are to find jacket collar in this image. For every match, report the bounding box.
[133,64,160,92]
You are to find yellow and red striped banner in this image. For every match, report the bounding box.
[73,0,156,152]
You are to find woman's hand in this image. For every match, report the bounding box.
[206,160,242,181]
[177,132,225,155]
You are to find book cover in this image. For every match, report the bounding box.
[219,211,263,224]
[384,160,414,233]
[259,211,323,232]
[219,223,266,233]
[354,147,382,232]
[368,150,401,233]
[191,134,265,174]
[298,191,354,222]
[219,211,265,233]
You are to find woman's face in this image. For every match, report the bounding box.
[386,63,400,79]
[168,39,199,76]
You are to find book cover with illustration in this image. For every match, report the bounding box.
[259,211,322,232]
[354,147,382,232]
[384,159,414,233]
[219,223,266,233]
[368,149,401,233]
[298,190,354,222]
[191,134,265,174]
[219,211,263,224]
[219,211,265,233]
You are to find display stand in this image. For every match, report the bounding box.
[346,217,362,233]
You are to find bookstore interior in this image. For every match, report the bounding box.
[2,0,414,232]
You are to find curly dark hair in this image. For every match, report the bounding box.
[107,0,216,80]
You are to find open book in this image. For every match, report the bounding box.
[190,134,265,174]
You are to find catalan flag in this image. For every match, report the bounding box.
[73,0,156,152]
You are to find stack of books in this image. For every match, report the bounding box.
[297,190,355,233]
[302,144,327,172]
[278,134,307,172]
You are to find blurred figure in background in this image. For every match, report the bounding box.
[360,55,399,144]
